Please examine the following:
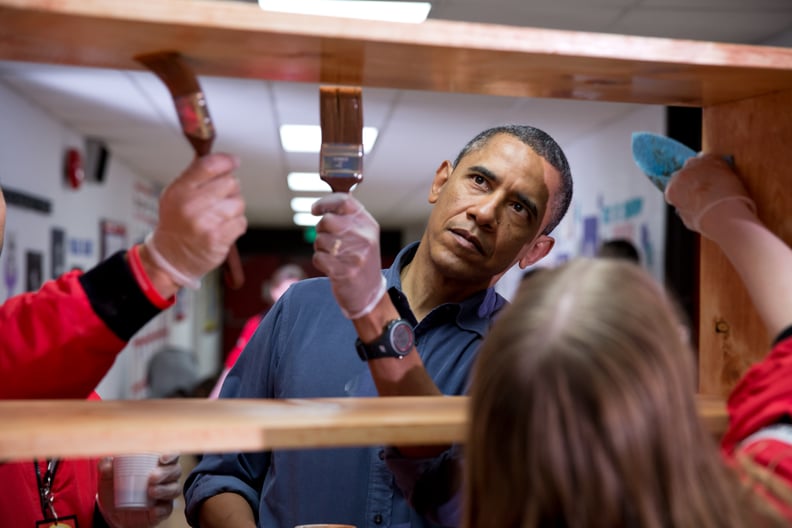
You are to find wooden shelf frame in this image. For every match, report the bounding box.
[0,0,787,454]
[3,0,792,107]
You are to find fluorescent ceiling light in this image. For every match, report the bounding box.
[258,0,431,23]
[287,172,360,194]
[290,196,321,213]
[287,172,330,192]
[293,212,321,226]
[280,125,379,153]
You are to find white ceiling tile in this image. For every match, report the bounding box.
[611,8,792,43]
[640,0,791,7]
[1,65,162,127]
[436,0,636,8]
[430,4,623,31]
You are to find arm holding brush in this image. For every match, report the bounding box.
[0,152,246,399]
[0,153,247,528]
[312,193,443,401]
[312,193,460,524]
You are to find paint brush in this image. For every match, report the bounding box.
[135,51,215,155]
[135,50,245,289]
[319,86,364,193]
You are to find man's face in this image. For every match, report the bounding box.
[423,133,560,285]
[0,186,5,257]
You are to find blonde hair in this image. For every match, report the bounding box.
[463,258,785,528]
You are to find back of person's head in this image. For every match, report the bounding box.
[264,263,306,304]
[453,124,573,235]
[463,258,784,528]
[147,346,200,398]
[597,238,641,264]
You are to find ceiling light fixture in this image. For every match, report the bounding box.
[280,124,378,153]
[287,172,330,192]
[293,212,321,227]
[290,196,321,213]
[258,0,431,23]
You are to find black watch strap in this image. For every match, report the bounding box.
[355,319,415,361]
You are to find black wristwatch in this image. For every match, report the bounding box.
[355,319,415,361]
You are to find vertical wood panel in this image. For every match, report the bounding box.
[700,89,792,397]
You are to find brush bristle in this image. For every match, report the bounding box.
[320,86,363,145]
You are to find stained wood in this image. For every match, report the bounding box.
[3,0,792,106]
[0,397,465,460]
[0,395,725,460]
[699,89,792,397]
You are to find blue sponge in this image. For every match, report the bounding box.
[631,132,697,191]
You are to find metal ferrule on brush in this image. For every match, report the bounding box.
[320,142,364,180]
[174,92,215,140]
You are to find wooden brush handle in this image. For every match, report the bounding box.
[223,244,245,290]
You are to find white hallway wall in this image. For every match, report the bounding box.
[492,104,667,299]
[0,81,221,399]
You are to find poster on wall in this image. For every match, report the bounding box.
[100,219,127,259]
[25,251,43,292]
[50,227,66,278]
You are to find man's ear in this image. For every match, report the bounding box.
[428,160,452,204]
[517,235,555,269]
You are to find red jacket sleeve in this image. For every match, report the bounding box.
[224,313,264,369]
[722,332,792,453]
[0,251,164,399]
[0,271,123,399]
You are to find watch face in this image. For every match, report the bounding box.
[390,321,414,354]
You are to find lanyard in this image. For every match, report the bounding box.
[33,458,60,520]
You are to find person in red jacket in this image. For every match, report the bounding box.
[0,152,247,527]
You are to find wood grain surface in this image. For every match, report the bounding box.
[3,0,792,106]
[0,395,726,460]
[699,89,792,397]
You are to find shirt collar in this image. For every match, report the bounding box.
[383,241,506,336]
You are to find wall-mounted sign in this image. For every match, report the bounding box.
[2,187,51,214]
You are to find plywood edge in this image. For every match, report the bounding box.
[0,395,725,460]
[3,0,792,105]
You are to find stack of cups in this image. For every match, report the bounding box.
[113,453,161,509]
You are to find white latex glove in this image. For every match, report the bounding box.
[312,193,387,319]
[665,153,757,238]
[145,153,247,289]
[97,454,182,528]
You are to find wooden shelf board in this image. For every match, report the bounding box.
[0,396,466,460]
[3,0,792,106]
[0,395,726,460]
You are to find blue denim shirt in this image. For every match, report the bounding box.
[184,242,506,528]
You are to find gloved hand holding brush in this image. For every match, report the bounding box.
[312,193,386,319]
[143,153,247,291]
